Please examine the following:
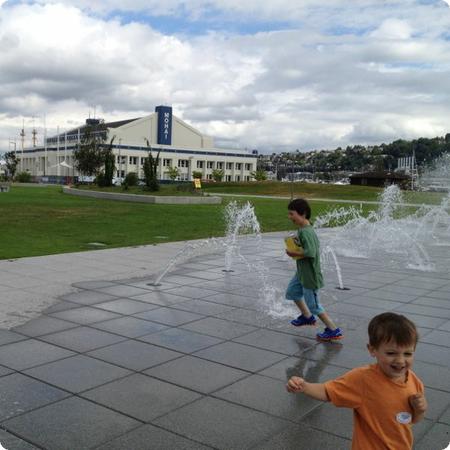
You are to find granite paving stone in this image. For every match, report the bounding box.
[412,296,450,310]
[163,285,220,299]
[81,373,202,422]
[24,354,132,393]
[0,365,14,377]
[171,298,236,315]
[233,328,315,356]
[213,373,321,421]
[258,355,347,383]
[95,284,153,298]
[0,429,40,450]
[0,329,27,346]
[180,316,258,339]
[90,316,169,338]
[133,307,205,326]
[92,297,161,314]
[130,290,189,306]
[415,423,450,450]
[12,316,78,337]
[0,373,70,421]
[86,339,182,371]
[153,396,290,450]
[2,396,140,450]
[58,290,118,305]
[94,424,213,450]
[137,327,223,353]
[144,355,249,394]
[0,339,75,371]
[193,341,287,372]
[253,423,351,450]
[49,306,122,325]
[41,300,83,314]
[38,325,127,352]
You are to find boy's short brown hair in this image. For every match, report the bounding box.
[288,198,311,219]
[368,312,418,348]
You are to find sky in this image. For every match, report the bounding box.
[1,0,450,154]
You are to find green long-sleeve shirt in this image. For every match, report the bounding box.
[296,225,324,289]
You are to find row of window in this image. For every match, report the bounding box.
[116,170,251,182]
[117,155,253,171]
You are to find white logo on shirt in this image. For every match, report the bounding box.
[396,412,412,424]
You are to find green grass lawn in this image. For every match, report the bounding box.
[75,181,447,205]
[0,185,379,259]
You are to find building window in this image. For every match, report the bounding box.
[207,174,212,180]
[245,163,252,171]
[140,157,146,165]
[226,175,231,181]
[236,163,242,170]
[235,175,241,181]
[217,162,224,169]
[226,162,233,170]
[197,161,204,169]
[117,155,126,164]
[207,161,214,169]
[163,159,171,167]
[245,175,250,181]
[116,170,125,178]
[129,157,137,165]
[178,159,189,167]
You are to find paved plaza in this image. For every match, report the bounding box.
[0,231,449,449]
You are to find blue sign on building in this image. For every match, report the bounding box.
[155,105,172,145]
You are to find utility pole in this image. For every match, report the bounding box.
[20,120,25,172]
[290,159,294,200]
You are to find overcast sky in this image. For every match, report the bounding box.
[1,0,450,154]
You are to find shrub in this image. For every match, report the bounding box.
[15,171,32,183]
[123,172,139,186]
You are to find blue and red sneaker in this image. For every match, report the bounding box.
[290,315,317,327]
[316,327,344,341]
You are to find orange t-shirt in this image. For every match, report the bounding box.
[324,364,424,450]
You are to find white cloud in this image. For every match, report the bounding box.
[2,0,450,153]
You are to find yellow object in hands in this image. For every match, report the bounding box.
[284,236,303,260]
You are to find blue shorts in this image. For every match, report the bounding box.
[285,274,325,315]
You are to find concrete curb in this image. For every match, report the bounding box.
[63,186,222,204]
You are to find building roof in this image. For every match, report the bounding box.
[105,118,141,129]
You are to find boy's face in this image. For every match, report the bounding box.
[288,210,308,226]
[367,340,415,381]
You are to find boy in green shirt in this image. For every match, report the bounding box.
[285,198,343,341]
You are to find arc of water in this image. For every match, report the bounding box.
[322,246,345,289]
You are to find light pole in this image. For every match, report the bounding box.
[290,159,295,200]
[118,138,122,180]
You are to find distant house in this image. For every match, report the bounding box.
[349,171,410,189]
[0,159,6,177]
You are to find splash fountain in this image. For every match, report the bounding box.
[149,201,261,285]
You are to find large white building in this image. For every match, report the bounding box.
[17,106,257,183]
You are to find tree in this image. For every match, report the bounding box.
[192,170,203,179]
[142,139,160,191]
[250,168,267,181]
[4,151,20,180]
[73,120,108,176]
[103,136,116,187]
[166,166,180,181]
[211,168,224,182]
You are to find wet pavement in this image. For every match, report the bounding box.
[0,232,449,449]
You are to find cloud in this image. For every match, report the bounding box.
[1,0,450,154]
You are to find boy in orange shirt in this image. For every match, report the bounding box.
[287,312,427,449]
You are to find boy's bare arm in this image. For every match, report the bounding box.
[409,393,427,423]
[286,376,329,402]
